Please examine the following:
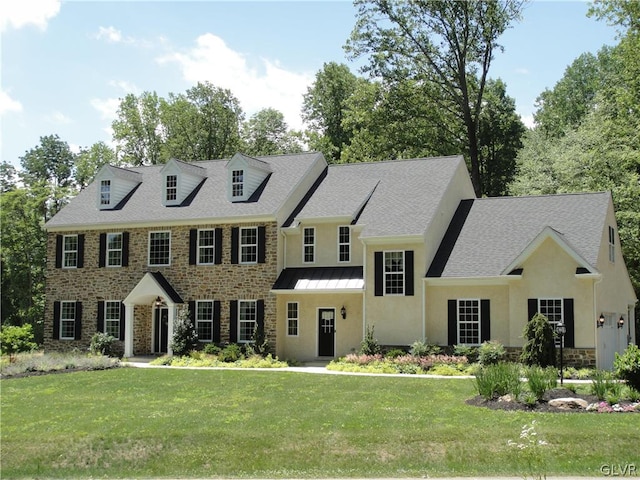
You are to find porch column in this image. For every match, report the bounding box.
[167,305,177,356]
[124,303,134,357]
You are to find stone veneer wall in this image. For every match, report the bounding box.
[44,222,278,355]
[505,346,596,368]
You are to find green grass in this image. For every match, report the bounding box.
[1,368,638,478]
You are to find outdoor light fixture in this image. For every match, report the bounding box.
[556,322,567,386]
[618,316,625,329]
[154,296,163,307]
[341,306,347,319]
[597,314,605,328]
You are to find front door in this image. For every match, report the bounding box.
[318,308,335,357]
[154,307,169,353]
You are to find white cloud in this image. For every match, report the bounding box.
[108,80,140,95]
[515,67,530,75]
[46,111,72,125]
[96,26,123,43]
[0,90,23,115]
[0,0,60,32]
[91,97,121,121]
[520,113,535,129]
[157,33,312,130]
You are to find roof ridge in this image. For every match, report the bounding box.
[328,155,462,168]
[477,191,610,201]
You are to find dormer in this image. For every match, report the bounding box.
[226,153,272,202]
[94,165,142,210]
[160,158,206,206]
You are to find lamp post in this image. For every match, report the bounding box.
[556,322,566,386]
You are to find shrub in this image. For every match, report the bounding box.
[478,340,506,365]
[385,348,406,359]
[203,343,221,355]
[220,343,243,362]
[526,366,557,401]
[89,332,118,357]
[520,313,556,367]
[429,364,468,376]
[0,324,38,361]
[409,339,441,357]
[591,369,619,401]
[614,343,640,393]
[453,344,478,363]
[360,325,381,355]
[475,362,521,400]
[170,307,199,357]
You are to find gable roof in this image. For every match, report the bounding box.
[46,152,325,229]
[427,192,610,278]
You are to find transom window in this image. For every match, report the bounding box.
[106,233,123,267]
[608,226,615,263]
[232,170,244,198]
[149,231,171,266]
[60,301,76,340]
[196,300,214,342]
[238,300,257,343]
[240,227,257,264]
[384,251,404,295]
[539,298,563,347]
[104,300,121,338]
[287,302,299,336]
[457,299,480,345]
[166,175,177,202]
[198,229,215,265]
[338,226,350,262]
[100,180,111,205]
[63,235,78,268]
[303,227,315,263]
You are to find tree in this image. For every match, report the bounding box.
[170,307,198,357]
[0,162,17,193]
[346,0,525,196]
[0,324,38,362]
[75,141,117,188]
[520,313,556,367]
[241,108,303,156]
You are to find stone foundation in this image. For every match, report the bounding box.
[505,346,596,368]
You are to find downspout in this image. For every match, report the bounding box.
[593,275,603,368]
[422,279,426,341]
[362,240,367,340]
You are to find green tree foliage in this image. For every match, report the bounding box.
[520,313,556,367]
[346,0,525,196]
[0,324,38,361]
[75,141,117,188]
[241,108,303,156]
[170,307,199,357]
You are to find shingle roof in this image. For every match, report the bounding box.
[46,152,324,229]
[427,192,610,278]
[273,266,364,290]
[292,155,471,238]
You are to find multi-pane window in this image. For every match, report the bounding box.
[457,299,480,345]
[539,298,563,346]
[238,300,257,342]
[196,301,214,342]
[104,301,121,338]
[63,235,78,268]
[149,231,171,266]
[287,302,299,336]
[198,229,215,265]
[608,226,615,263]
[232,170,244,197]
[100,180,111,205]
[60,301,76,340]
[106,233,123,267]
[384,251,404,295]
[166,175,177,202]
[303,227,315,263]
[240,227,257,264]
[338,226,350,262]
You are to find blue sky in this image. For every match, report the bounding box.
[1,0,619,169]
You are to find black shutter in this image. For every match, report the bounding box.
[448,299,457,345]
[121,232,129,267]
[55,235,63,268]
[97,301,105,332]
[374,252,383,296]
[119,302,125,341]
[528,298,538,321]
[481,299,491,343]
[256,299,265,336]
[563,298,575,348]
[189,300,196,327]
[99,233,106,268]
[213,300,221,343]
[77,235,85,268]
[189,229,197,265]
[75,301,83,340]
[231,228,239,264]
[404,250,414,296]
[53,301,61,339]
[258,226,266,264]
[229,300,238,342]
[214,228,223,264]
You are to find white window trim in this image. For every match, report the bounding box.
[148,231,171,267]
[232,169,244,198]
[303,227,315,264]
[60,300,76,340]
[287,301,299,337]
[106,232,123,268]
[100,180,111,206]
[538,298,564,347]
[104,300,121,338]
[608,226,615,263]
[165,174,178,203]
[62,234,78,269]
[337,225,351,263]
[237,299,257,343]
[457,298,481,346]
[383,250,405,296]
[196,299,215,342]
[197,229,216,266]
[239,227,258,265]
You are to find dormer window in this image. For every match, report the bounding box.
[94,164,142,210]
[100,180,111,205]
[232,170,244,198]
[226,153,272,202]
[160,159,206,207]
[166,175,178,202]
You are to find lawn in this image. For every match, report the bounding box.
[1,368,638,479]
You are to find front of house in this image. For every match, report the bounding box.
[44,152,637,368]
